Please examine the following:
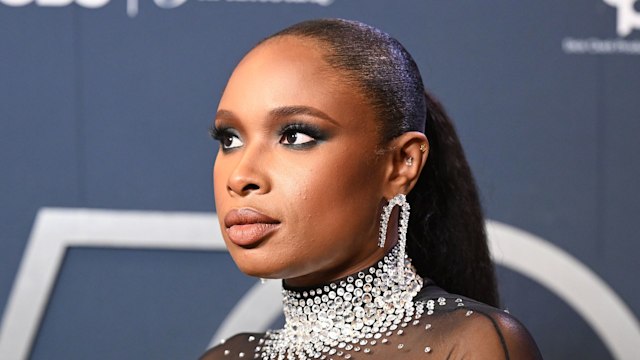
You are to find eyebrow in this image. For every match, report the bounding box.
[215,109,236,121]
[215,106,339,126]
[269,106,339,126]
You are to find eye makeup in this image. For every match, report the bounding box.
[209,120,331,152]
[278,122,328,149]
[209,124,243,152]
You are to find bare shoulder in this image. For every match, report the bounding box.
[199,333,263,360]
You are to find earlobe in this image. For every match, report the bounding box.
[382,132,429,198]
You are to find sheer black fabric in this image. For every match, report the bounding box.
[201,279,542,360]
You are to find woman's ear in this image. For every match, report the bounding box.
[381,131,429,199]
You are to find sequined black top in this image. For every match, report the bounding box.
[201,241,541,360]
[201,277,543,360]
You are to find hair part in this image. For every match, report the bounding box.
[264,18,499,307]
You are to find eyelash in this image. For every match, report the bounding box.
[278,123,326,148]
[208,125,227,142]
[209,122,327,151]
[209,125,240,152]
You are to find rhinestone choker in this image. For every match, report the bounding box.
[257,242,424,360]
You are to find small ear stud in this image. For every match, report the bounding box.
[405,157,414,166]
[419,143,427,153]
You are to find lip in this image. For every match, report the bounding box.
[224,208,281,247]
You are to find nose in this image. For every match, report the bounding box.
[226,146,270,196]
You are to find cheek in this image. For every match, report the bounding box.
[212,154,228,208]
[309,150,379,200]
[280,149,382,234]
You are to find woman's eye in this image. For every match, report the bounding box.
[280,131,316,146]
[222,134,243,149]
[209,126,243,151]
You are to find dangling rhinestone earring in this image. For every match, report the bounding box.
[378,194,411,249]
[378,194,411,284]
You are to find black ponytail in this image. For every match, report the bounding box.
[407,91,499,307]
[266,18,499,307]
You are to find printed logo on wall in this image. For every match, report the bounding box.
[606,0,640,36]
[562,0,640,55]
[0,0,334,17]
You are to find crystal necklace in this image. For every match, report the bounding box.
[257,242,424,360]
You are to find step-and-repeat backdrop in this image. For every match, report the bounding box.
[1,1,639,359]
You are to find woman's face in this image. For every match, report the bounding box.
[212,36,389,286]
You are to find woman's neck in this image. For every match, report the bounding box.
[283,235,399,288]
[258,241,424,359]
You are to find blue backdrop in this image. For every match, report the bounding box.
[1,0,639,359]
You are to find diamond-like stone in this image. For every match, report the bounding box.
[258,241,423,360]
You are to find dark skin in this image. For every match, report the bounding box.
[204,34,543,360]
[212,35,429,287]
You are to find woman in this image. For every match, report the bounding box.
[202,18,542,359]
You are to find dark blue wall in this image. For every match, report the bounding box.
[1,0,638,359]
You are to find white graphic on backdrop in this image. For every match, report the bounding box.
[604,0,640,37]
[125,0,187,18]
[561,0,640,54]
[0,0,107,7]
[0,208,639,360]
[0,0,186,15]
[0,0,334,17]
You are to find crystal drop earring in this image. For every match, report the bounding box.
[378,194,411,249]
[378,194,411,284]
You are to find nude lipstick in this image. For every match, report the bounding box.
[224,208,280,247]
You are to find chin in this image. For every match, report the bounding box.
[228,245,304,280]
[236,265,271,278]
[232,257,287,280]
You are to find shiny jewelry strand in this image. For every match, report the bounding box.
[257,241,424,360]
[377,194,410,249]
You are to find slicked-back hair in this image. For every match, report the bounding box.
[263,19,499,307]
